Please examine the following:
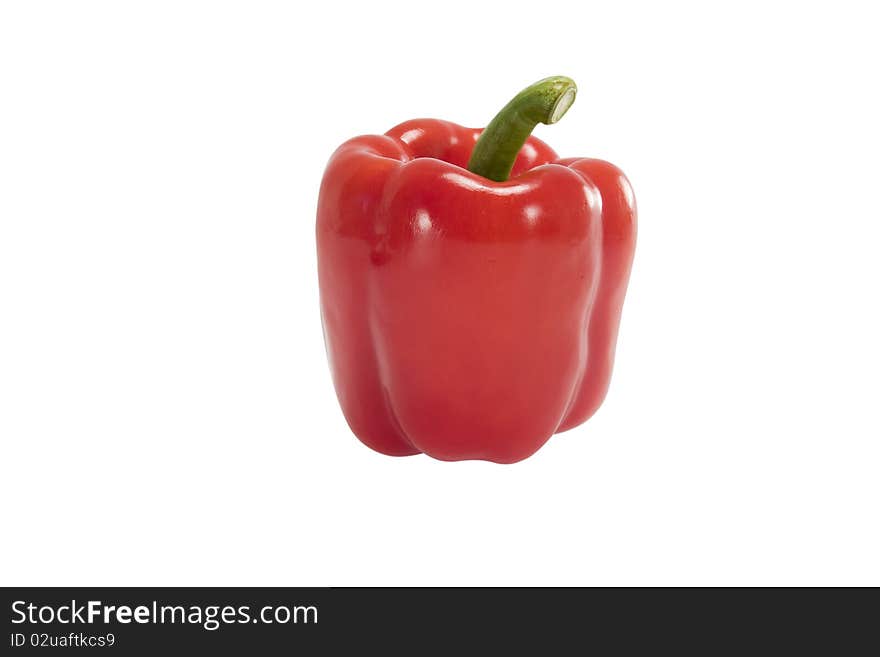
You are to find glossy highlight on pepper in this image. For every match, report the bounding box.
[316,77,637,463]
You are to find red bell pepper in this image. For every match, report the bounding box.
[317,77,636,463]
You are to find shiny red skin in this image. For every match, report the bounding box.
[317,119,636,463]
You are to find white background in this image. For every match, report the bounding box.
[1,1,878,586]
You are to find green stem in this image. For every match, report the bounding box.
[467,76,577,182]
